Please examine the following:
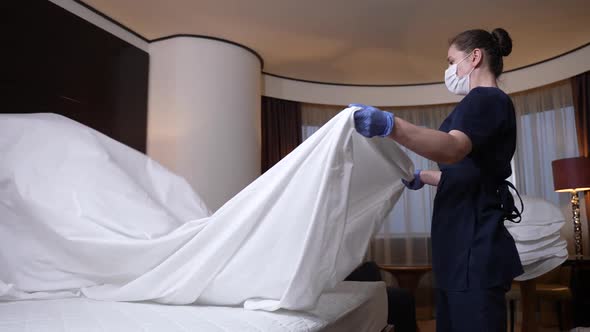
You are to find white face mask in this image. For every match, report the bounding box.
[444,51,475,95]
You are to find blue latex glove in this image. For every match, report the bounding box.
[402,169,424,190]
[349,104,394,138]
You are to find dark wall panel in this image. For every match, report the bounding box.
[1,0,149,152]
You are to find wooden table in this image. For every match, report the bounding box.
[377,264,537,332]
[378,260,590,332]
[518,278,538,332]
[517,256,590,332]
[563,256,590,326]
[378,264,432,332]
[378,264,432,295]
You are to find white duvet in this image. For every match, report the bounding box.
[0,108,413,311]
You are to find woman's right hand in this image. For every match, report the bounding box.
[349,104,394,138]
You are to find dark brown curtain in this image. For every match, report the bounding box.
[261,96,302,173]
[571,72,590,233]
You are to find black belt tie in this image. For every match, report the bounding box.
[498,180,524,223]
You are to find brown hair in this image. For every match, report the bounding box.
[449,28,512,78]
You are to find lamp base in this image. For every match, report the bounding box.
[571,191,584,257]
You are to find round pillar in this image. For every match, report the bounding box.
[148,36,262,211]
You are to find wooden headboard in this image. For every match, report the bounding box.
[2,1,149,153]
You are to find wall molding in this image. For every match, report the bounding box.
[71,0,148,42]
[263,43,590,106]
[263,42,590,88]
[151,34,264,69]
[49,0,149,51]
[52,0,590,106]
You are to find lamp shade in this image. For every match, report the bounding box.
[552,157,590,192]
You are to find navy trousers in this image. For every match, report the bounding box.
[436,285,509,332]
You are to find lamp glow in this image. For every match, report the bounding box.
[552,157,590,258]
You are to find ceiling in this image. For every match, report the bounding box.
[82,0,590,86]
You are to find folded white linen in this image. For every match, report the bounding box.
[515,253,568,281]
[518,239,567,265]
[505,195,569,281]
[507,222,565,242]
[514,233,561,253]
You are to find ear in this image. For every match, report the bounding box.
[472,48,483,67]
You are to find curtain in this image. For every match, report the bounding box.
[511,80,587,254]
[571,72,590,247]
[261,96,302,173]
[370,104,455,265]
[511,81,578,202]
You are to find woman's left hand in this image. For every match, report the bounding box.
[402,169,425,190]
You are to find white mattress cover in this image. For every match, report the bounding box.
[322,282,387,332]
[0,281,386,332]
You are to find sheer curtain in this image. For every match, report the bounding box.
[369,104,455,265]
[511,80,587,254]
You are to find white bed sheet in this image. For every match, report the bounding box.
[0,281,387,332]
[0,110,412,311]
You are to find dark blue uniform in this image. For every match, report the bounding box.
[433,87,523,331]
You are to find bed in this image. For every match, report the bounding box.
[2,4,393,331]
[0,281,387,332]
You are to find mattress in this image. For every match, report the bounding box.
[0,281,387,332]
[321,281,388,332]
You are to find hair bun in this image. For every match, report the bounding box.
[491,28,512,57]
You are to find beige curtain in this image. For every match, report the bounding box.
[511,81,577,198]
[511,80,587,256]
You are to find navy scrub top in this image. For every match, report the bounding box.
[433,86,524,291]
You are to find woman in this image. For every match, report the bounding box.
[351,28,523,331]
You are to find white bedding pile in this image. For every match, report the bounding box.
[0,109,413,311]
[505,195,568,280]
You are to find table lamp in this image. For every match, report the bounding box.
[552,157,590,257]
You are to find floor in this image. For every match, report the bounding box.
[413,300,568,332]
[410,288,582,332]
[416,319,563,332]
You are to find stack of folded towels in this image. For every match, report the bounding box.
[505,195,569,281]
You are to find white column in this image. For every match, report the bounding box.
[148,37,261,211]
